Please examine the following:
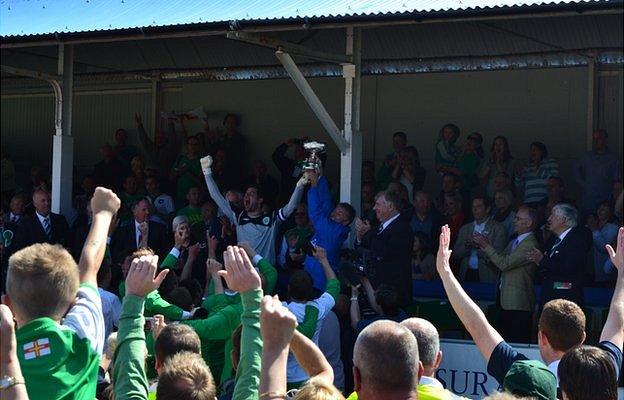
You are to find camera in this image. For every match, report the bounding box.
[339,248,378,286]
[302,141,326,172]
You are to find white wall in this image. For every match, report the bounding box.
[2,67,622,198]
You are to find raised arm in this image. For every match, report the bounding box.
[259,295,298,398]
[135,113,155,155]
[200,155,237,224]
[79,187,121,287]
[436,225,504,362]
[218,246,264,400]
[277,175,307,221]
[0,305,28,400]
[113,255,168,400]
[601,227,624,350]
[290,330,334,383]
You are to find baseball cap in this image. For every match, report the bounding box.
[503,360,557,400]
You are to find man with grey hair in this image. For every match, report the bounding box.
[527,203,592,309]
[474,205,540,343]
[352,320,422,400]
[401,318,469,399]
[355,190,414,306]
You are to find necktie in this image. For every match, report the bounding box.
[511,238,520,252]
[11,215,17,223]
[138,229,143,247]
[549,237,562,257]
[43,217,51,240]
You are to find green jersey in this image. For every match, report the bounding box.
[177,205,203,227]
[16,284,104,400]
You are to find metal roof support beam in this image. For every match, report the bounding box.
[340,27,362,218]
[0,65,60,81]
[51,44,74,217]
[228,31,351,64]
[275,50,349,152]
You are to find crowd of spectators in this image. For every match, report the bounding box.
[0,115,623,400]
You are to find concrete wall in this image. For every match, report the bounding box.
[2,66,623,199]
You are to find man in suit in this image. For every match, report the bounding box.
[452,195,506,283]
[528,203,592,310]
[13,189,70,251]
[111,198,169,260]
[475,205,539,343]
[356,190,414,307]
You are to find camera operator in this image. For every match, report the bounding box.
[355,190,414,307]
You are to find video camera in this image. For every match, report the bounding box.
[339,248,378,287]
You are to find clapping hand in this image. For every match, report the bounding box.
[473,233,490,249]
[526,248,544,264]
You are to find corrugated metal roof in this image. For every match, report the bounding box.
[2,13,620,76]
[0,0,621,39]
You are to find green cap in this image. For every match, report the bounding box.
[503,360,558,400]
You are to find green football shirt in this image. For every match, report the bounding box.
[16,284,104,400]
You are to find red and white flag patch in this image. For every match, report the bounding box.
[23,338,51,360]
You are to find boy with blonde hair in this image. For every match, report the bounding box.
[3,187,120,399]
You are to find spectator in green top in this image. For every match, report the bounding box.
[171,135,204,207]
[7,187,120,400]
[177,186,204,229]
[440,132,484,194]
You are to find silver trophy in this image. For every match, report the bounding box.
[302,141,326,172]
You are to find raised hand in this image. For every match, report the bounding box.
[260,295,298,350]
[174,226,189,250]
[355,218,371,241]
[206,258,223,276]
[134,113,143,125]
[606,227,624,271]
[151,314,166,341]
[312,245,328,262]
[296,172,311,188]
[218,246,261,293]
[90,187,121,217]
[200,155,213,174]
[207,235,219,257]
[188,243,200,260]
[125,255,168,298]
[238,241,257,259]
[436,225,453,274]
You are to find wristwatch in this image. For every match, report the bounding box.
[0,375,25,390]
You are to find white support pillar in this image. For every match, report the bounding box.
[340,28,362,216]
[586,57,597,150]
[51,44,74,218]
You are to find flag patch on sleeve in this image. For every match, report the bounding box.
[23,338,51,360]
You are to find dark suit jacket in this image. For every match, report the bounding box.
[359,215,414,307]
[539,226,592,308]
[111,220,169,261]
[13,213,70,251]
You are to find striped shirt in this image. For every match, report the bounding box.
[515,158,559,203]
